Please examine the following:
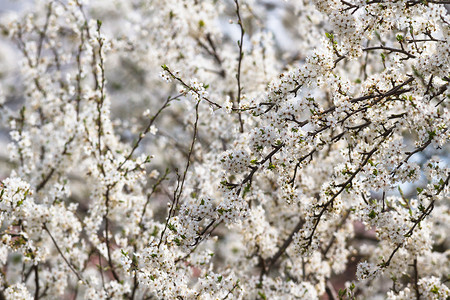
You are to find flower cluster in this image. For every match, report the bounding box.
[0,0,448,299]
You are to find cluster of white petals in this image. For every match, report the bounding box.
[0,0,448,299]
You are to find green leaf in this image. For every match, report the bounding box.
[242,184,251,198]
[338,288,347,297]
[430,285,439,294]
[258,292,267,300]
[268,163,276,170]
[218,208,229,215]
[151,226,159,237]
[167,223,177,232]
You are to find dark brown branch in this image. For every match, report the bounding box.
[265,218,304,273]
[162,66,222,108]
[392,128,448,176]
[159,101,201,248]
[96,21,106,159]
[139,169,169,228]
[234,0,245,133]
[43,223,83,282]
[382,174,449,267]
[34,265,39,300]
[104,187,120,282]
[36,2,53,62]
[304,126,395,248]
[36,135,75,192]
[130,250,139,300]
[363,45,416,59]
[196,34,226,77]
[222,280,240,300]
[413,258,421,300]
[239,143,284,188]
[74,17,86,118]
[190,218,218,247]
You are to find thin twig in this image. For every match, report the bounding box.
[118,95,180,171]
[234,0,245,133]
[104,187,120,282]
[159,101,201,248]
[43,223,83,282]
